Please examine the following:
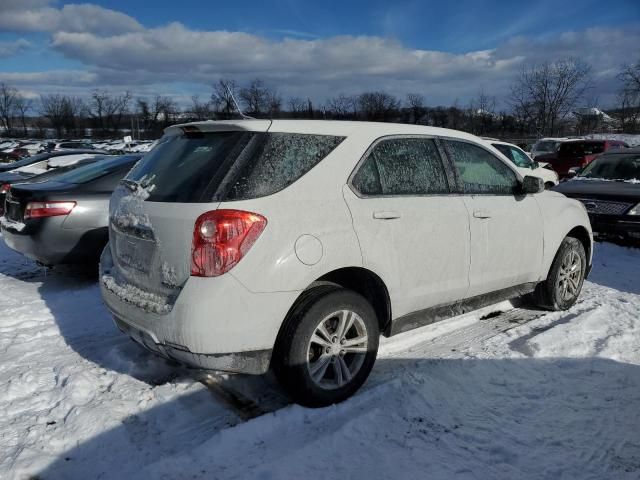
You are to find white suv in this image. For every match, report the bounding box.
[100,120,592,407]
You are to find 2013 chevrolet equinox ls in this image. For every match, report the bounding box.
[100,120,593,407]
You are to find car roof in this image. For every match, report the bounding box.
[166,119,484,143]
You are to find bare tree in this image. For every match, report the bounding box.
[468,89,497,135]
[239,79,269,115]
[14,96,32,136]
[40,94,85,137]
[90,90,131,134]
[405,93,426,124]
[0,83,18,135]
[510,58,592,135]
[326,94,357,118]
[357,91,399,121]
[266,89,282,116]
[616,60,640,132]
[211,79,238,118]
[190,95,213,120]
[288,97,307,117]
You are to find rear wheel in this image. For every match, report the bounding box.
[272,287,379,407]
[533,236,586,310]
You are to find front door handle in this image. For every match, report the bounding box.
[373,211,401,220]
[473,209,492,219]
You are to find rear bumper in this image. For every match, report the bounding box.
[1,218,107,265]
[99,246,300,374]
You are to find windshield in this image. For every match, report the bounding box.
[126,131,345,202]
[55,155,140,184]
[493,143,533,168]
[533,141,560,153]
[578,155,640,181]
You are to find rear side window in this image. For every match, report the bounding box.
[351,137,449,196]
[445,140,518,195]
[126,132,344,202]
[560,142,605,157]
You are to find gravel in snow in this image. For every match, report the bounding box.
[0,238,639,479]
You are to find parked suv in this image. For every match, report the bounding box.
[100,120,593,407]
[537,139,628,178]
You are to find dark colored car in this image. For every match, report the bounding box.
[0,155,108,215]
[1,154,141,265]
[552,147,640,239]
[0,149,107,173]
[537,140,628,178]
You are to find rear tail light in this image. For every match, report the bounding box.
[191,209,267,277]
[0,184,8,215]
[24,201,76,220]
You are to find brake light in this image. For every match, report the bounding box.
[191,209,267,277]
[0,184,10,194]
[24,201,76,220]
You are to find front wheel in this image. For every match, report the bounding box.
[533,236,586,310]
[272,287,379,407]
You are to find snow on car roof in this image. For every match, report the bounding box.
[47,154,99,168]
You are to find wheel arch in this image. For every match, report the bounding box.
[278,266,393,344]
[566,225,592,270]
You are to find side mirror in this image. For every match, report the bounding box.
[520,175,544,194]
[532,161,540,170]
[566,166,581,179]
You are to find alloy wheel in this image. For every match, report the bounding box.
[306,310,368,390]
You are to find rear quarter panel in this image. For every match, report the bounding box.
[223,135,369,294]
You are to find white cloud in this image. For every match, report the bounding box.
[44,22,639,105]
[0,39,30,58]
[0,1,636,107]
[0,70,98,86]
[0,2,142,35]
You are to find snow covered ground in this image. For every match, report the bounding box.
[1,238,639,480]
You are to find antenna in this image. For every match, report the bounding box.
[225,84,254,120]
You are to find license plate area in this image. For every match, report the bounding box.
[6,200,21,222]
[114,232,155,274]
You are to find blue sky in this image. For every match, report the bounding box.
[0,0,638,107]
[99,0,638,50]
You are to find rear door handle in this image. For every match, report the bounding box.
[373,211,401,220]
[473,209,492,219]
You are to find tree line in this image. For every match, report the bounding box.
[0,57,639,140]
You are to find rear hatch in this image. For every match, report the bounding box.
[106,122,346,307]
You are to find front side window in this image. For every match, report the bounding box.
[351,137,449,196]
[445,140,518,195]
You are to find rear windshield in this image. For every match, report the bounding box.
[125,131,345,202]
[54,155,139,184]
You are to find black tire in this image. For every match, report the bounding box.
[272,286,379,407]
[532,236,586,310]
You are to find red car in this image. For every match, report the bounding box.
[537,139,628,178]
